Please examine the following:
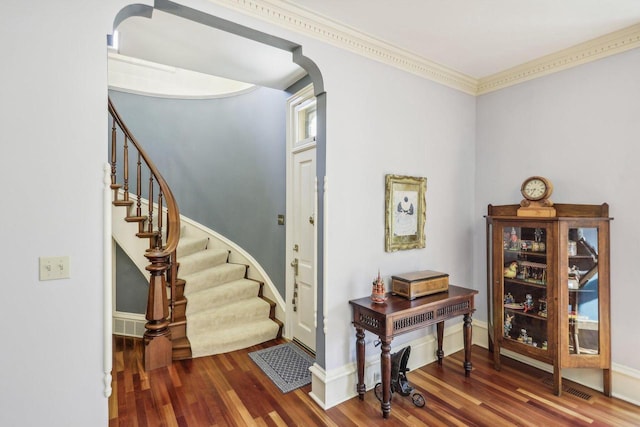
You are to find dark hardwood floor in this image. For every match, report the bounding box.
[109,336,640,426]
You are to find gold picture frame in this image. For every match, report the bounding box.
[385,174,427,252]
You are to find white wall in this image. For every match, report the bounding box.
[315,49,477,370]
[0,1,150,426]
[475,48,640,371]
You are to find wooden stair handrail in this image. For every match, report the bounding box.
[108,98,181,252]
[108,97,180,371]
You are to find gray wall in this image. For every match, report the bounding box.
[115,243,148,313]
[110,87,289,305]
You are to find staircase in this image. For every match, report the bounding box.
[109,98,282,369]
[177,233,282,357]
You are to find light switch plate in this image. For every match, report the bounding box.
[39,256,70,281]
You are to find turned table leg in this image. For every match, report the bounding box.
[463,313,473,377]
[380,338,392,419]
[355,327,366,399]
[436,321,445,364]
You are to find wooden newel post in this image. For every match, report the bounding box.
[143,251,172,371]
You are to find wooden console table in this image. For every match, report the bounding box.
[349,285,478,418]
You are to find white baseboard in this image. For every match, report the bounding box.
[113,311,146,338]
[611,363,640,406]
[310,322,467,409]
[310,320,640,409]
[472,323,640,406]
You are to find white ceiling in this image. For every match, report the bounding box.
[116,9,307,91]
[284,0,640,77]
[113,1,640,94]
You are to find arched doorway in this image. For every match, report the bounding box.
[107,1,327,377]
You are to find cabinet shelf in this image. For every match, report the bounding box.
[504,278,547,288]
[503,336,547,349]
[505,249,547,257]
[486,203,611,397]
[505,308,547,321]
[569,255,594,260]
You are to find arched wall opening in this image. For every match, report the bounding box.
[110,1,328,367]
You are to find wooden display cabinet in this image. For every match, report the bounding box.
[486,203,611,396]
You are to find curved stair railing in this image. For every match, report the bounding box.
[108,98,182,370]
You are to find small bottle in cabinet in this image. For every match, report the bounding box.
[486,203,611,397]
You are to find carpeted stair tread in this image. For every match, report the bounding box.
[178,248,229,276]
[190,318,281,358]
[182,263,247,294]
[185,279,261,315]
[175,229,280,360]
[177,236,209,258]
[187,298,272,329]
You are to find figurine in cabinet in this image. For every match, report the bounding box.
[509,227,519,250]
[523,294,534,313]
[538,297,547,318]
[518,329,528,342]
[504,313,514,337]
[504,261,518,278]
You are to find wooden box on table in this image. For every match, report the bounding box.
[391,270,449,300]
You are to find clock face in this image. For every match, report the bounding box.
[522,177,549,201]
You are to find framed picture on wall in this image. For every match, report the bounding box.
[385,174,427,252]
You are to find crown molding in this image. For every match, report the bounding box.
[206,0,478,95]
[478,23,640,94]
[208,0,640,96]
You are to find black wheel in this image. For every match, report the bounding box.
[374,383,392,403]
[374,383,382,402]
[412,393,425,407]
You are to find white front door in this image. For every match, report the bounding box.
[291,146,316,352]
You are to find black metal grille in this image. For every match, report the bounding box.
[542,378,592,400]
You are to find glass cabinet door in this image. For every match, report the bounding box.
[488,203,611,396]
[500,225,550,352]
[566,227,600,356]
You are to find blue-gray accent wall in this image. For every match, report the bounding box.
[110,87,289,309]
[115,243,148,313]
